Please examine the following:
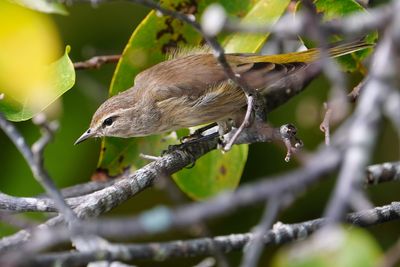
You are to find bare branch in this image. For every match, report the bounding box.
[68,147,340,241]
[324,5,400,221]
[366,162,400,185]
[12,202,400,267]
[0,113,76,222]
[0,192,55,213]
[240,197,280,267]
[348,79,365,102]
[74,55,121,70]
[320,103,332,146]
[0,211,38,230]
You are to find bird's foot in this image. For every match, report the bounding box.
[161,143,197,168]
[163,132,221,168]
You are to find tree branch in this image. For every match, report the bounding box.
[73,55,121,70]
[0,114,76,222]
[12,202,400,267]
[366,162,400,185]
[324,3,400,221]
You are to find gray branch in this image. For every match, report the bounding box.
[324,1,400,221]
[74,55,121,70]
[0,193,55,213]
[11,202,400,267]
[366,162,400,185]
[0,114,77,222]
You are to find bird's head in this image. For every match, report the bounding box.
[74,92,137,145]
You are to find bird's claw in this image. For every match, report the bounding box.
[161,143,197,169]
[162,143,188,155]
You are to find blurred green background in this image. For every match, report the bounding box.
[0,1,399,266]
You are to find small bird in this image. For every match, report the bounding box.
[75,41,371,145]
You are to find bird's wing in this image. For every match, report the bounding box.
[134,40,371,101]
[133,53,309,102]
[133,54,243,101]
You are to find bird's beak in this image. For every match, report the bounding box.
[74,129,95,145]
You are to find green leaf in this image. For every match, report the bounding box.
[272,226,382,267]
[173,145,248,199]
[97,0,290,199]
[223,0,291,53]
[0,46,75,121]
[297,0,376,73]
[9,0,68,15]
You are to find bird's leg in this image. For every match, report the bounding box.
[222,90,268,151]
[223,94,255,151]
[163,132,220,168]
[164,132,220,156]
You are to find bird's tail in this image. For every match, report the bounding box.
[246,40,373,64]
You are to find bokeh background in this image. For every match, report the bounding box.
[0,1,399,265]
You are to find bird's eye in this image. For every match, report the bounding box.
[102,117,114,127]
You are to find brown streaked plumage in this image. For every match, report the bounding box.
[75,41,372,144]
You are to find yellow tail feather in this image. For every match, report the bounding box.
[246,40,373,64]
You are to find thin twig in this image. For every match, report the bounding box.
[240,197,280,267]
[156,174,231,267]
[348,79,365,102]
[324,13,399,221]
[0,113,77,223]
[348,191,374,212]
[320,102,332,146]
[74,55,121,70]
[0,211,38,229]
